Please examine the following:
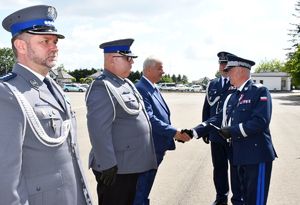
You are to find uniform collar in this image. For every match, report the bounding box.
[17,63,45,82]
[238,78,251,92]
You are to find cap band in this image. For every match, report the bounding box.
[226,61,251,69]
[10,18,54,36]
[103,45,130,53]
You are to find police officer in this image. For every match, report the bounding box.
[194,54,277,205]
[86,38,157,205]
[202,52,243,205]
[0,5,92,205]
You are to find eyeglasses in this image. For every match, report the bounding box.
[113,55,133,62]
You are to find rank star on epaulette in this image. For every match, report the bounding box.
[0,72,17,81]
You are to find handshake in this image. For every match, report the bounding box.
[175,129,194,143]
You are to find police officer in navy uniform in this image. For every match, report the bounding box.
[193,54,277,205]
[0,5,92,205]
[86,38,157,205]
[202,51,243,205]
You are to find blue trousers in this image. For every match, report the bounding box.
[211,142,244,204]
[237,161,273,205]
[133,152,165,205]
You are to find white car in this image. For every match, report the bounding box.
[188,85,202,92]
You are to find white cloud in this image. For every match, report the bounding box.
[0,0,296,80]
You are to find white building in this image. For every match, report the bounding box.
[251,72,291,91]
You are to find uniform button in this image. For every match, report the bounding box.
[126,145,130,149]
[254,144,258,147]
[36,186,41,192]
[97,165,101,168]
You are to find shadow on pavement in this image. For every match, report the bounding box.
[272,94,300,106]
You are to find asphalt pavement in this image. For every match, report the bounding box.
[67,91,300,205]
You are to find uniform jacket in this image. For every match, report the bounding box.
[86,70,157,174]
[135,76,176,155]
[0,64,90,205]
[202,77,235,143]
[195,80,277,165]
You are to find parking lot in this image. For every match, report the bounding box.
[67,91,300,205]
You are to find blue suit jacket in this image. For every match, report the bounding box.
[135,77,176,154]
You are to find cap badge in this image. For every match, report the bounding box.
[47,6,57,19]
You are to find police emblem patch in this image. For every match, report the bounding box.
[47,6,57,20]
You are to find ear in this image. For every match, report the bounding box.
[13,38,27,55]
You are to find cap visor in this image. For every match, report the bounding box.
[27,30,65,39]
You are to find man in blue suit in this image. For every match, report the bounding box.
[134,56,191,205]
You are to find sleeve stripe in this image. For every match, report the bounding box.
[239,123,247,137]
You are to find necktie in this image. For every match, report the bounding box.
[223,78,228,87]
[43,77,63,108]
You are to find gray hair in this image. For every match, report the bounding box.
[143,56,162,72]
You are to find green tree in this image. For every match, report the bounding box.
[171,74,177,83]
[128,70,142,83]
[176,74,182,83]
[255,59,284,73]
[181,75,188,84]
[284,0,300,86]
[0,47,15,75]
[284,47,300,85]
[160,75,172,83]
[68,68,98,82]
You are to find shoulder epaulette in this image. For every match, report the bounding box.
[96,74,106,81]
[0,72,17,82]
[253,83,264,88]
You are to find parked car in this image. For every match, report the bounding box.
[63,84,87,92]
[174,84,189,92]
[79,83,90,89]
[188,85,202,92]
[158,83,176,91]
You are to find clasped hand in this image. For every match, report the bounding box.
[175,129,193,143]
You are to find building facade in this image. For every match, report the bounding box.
[251,72,291,91]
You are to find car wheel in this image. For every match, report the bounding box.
[64,89,69,92]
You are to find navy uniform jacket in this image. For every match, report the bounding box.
[86,70,157,174]
[195,80,277,165]
[0,64,90,205]
[135,76,176,154]
[202,77,235,143]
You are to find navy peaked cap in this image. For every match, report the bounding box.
[99,38,137,58]
[2,5,64,38]
[217,51,236,63]
[224,54,255,70]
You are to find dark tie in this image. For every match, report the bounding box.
[223,78,228,87]
[43,77,63,108]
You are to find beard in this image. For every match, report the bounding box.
[27,43,58,69]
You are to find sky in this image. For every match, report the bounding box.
[0,0,297,81]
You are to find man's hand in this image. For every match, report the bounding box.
[174,130,192,143]
[218,127,232,139]
[202,135,210,144]
[100,165,118,186]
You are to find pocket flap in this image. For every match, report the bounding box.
[26,171,63,195]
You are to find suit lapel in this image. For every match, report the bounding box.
[39,84,65,112]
